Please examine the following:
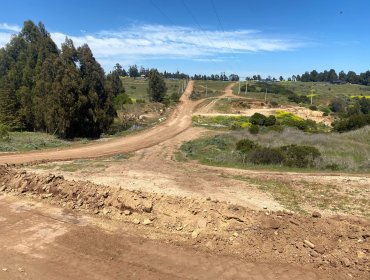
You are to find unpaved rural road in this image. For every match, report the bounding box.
[0,81,201,165]
[0,195,331,280]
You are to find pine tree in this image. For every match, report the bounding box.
[147,69,167,102]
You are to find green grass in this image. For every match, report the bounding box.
[227,175,370,217]
[179,126,370,172]
[0,132,87,152]
[121,77,184,101]
[280,81,370,104]
[232,81,370,106]
[192,80,231,99]
[192,115,251,129]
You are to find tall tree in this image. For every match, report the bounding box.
[147,69,167,102]
[128,64,139,78]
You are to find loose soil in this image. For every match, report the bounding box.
[0,167,369,280]
[0,82,369,279]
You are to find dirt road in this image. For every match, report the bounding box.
[0,81,202,165]
[0,191,339,280]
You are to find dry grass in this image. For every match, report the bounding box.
[229,175,370,217]
[231,126,370,171]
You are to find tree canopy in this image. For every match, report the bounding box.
[147,69,167,102]
[0,20,119,138]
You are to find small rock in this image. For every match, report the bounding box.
[123,210,131,216]
[206,197,211,201]
[312,211,322,218]
[357,251,366,259]
[142,219,151,225]
[342,258,351,267]
[176,226,183,231]
[233,232,239,237]
[263,206,268,209]
[290,219,300,226]
[102,208,110,215]
[304,240,315,249]
[314,244,325,254]
[133,219,140,225]
[310,250,320,258]
[276,210,284,216]
[192,229,200,239]
[18,267,24,273]
[197,219,207,229]
[348,234,357,239]
[268,219,281,230]
[2,268,7,272]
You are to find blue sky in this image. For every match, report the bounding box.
[1,0,369,78]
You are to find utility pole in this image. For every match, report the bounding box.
[309,88,315,105]
[238,81,241,94]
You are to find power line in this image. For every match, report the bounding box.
[181,0,237,80]
[210,0,240,73]
[181,0,221,53]
[149,0,175,26]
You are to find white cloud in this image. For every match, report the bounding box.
[0,23,21,32]
[0,32,12,47]
[50,24,303,60]
[0,23,304,70]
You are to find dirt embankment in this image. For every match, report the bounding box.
[1,166,369,280]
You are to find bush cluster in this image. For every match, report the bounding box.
[0,124,10,141]
[250,113,276,126]
[236,139,321,167]
[275,110,318,132]
[333,114,370,132]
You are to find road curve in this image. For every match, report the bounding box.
[0,81,201,165]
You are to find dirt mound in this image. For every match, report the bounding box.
[0,166,369,279]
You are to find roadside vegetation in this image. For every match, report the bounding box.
[0,131,86,152]
[180,126,370,172]
[193,110,328,132]
[191,80,229,100]
[0,20,187,147]
[226,175,370,217]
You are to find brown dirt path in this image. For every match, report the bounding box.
[0,81,202,165]
[0,195,335,280]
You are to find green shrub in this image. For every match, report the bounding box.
[248,147,285,165]
[205,136,228,150]
[0,124,10,141]
[190,90,201,100]
[309,105,318,111]
[170,92,180,103]
[250,113,267,125]
[279,145,321,168]
[113,93,133,108]
[236,139,258,153]
[136,98,146,104]
[265,115,277,126]
[249,124,260,134]
[181,141,195,155]
[333,114,370,132]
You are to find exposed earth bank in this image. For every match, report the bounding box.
[0,166,369,280]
